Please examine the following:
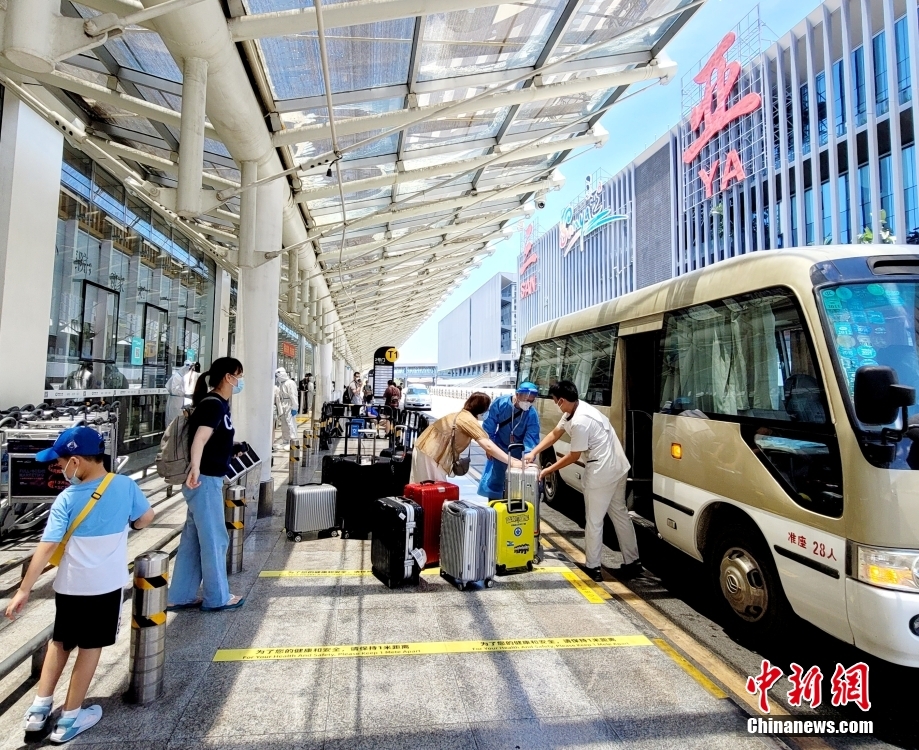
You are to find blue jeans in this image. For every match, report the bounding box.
[168,475,230,609]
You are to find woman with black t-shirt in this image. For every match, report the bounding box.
[166,357,246,612]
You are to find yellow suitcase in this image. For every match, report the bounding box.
[489,497,535,573]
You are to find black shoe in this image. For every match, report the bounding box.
[578,564,603,582]
[616,560,644,579]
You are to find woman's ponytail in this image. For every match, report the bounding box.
[192,370,211,406]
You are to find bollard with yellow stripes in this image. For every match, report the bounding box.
[225,485,246,574]
[125,551,169,704]
[287,439,301,486]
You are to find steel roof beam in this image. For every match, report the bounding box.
[300,131,603,201]
[300,174,563,238]
[229,0,500,40]
[273,62,675,148]
[274,50,653,113]
[319,206,529,264]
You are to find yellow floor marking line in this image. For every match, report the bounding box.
[653,638,727,699]
[540,521,834,750]
[214,635,652,662]
[259,564,604,602]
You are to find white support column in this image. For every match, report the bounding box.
[212,268,232,359]
[177,57,208,217]
[2,0,57,74]
[318,341,333,413]
[235,177,284,483]
[299,272,310,326]
[0,91,63,405]
[287,248,298,314]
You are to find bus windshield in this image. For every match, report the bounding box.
[818,281,919,433]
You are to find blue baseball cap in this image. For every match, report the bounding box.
[35,426,105,463]
[516,381,538,395]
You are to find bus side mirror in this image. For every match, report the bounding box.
[854,366,916,426]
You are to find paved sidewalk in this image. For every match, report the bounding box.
[0,454,782,750]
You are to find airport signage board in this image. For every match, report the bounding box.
[373,346,398,399]
[681,29,763,200]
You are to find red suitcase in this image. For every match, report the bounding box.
[402,480,459,567]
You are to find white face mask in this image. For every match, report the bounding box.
[63,457,83,485]
[517,400,533,412]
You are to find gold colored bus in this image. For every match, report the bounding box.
[519,246,919,667]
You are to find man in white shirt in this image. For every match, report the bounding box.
[525,380,641,582]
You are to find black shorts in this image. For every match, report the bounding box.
[53,589,123,652]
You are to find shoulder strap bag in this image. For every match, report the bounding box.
[49,472,116,567]
[450,413,471,477]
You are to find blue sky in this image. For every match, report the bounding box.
[396,0,823,364]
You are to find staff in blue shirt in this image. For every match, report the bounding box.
[477,382,541,499]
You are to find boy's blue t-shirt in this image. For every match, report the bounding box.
[42,473,150,596]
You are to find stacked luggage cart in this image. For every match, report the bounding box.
[0,401,125,540]
[284,407,543,592]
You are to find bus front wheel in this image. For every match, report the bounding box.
[710,522,792,638]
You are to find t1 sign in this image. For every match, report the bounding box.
[682,31,762,199]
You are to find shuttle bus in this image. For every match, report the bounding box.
[519,246,919,667]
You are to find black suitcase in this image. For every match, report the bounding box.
[321,454,395,539]
[371,497,425,588]
[380,447,412,495]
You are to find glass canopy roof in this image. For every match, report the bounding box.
[47,0,701,355]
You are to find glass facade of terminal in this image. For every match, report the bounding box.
[47,145,218,454]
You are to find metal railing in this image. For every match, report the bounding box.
[0,527,183,686]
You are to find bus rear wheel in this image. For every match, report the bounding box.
[710,522,792,639]
[541,452,565,505]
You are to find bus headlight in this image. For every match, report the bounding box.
[855,545,919,593]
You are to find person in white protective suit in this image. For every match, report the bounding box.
[274,367,299,449]
[165,361,192,428]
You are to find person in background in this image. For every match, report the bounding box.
[383,379,402,410]
[299,373,314,413]
[165,361,192,427]
[526,380,641,582]
[410,392,519,484]
[183,363,201,407]
[330,380,342,403]
[348,373,363,405]
[273,367,298,450]
[6,427,154,743]
[477,381,540,500]
[167,357,246,613]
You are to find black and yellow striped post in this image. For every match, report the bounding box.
[288,438,301,486]
[225,485,246,574]
[125,551,169,704]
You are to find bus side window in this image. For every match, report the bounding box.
[659,288,829,424]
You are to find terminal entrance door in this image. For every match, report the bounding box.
[623,330,662,523]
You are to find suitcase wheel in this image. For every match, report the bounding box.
[526,561,533,572]
[331,530,340,537]
[293,534,302,543]
[485,579,494,589]
[455,582,465,591]
[286,531,293,540]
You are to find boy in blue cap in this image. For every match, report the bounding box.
[5,426,154,744]
[477,382,541,499]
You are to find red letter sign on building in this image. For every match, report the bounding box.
[682,31,762,198]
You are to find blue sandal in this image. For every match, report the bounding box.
[23,702,52,732]
[201,596,245,612]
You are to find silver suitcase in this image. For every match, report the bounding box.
[439,500,496,590]
[285,483,338,542]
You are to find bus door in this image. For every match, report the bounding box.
[621,328,663,523]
